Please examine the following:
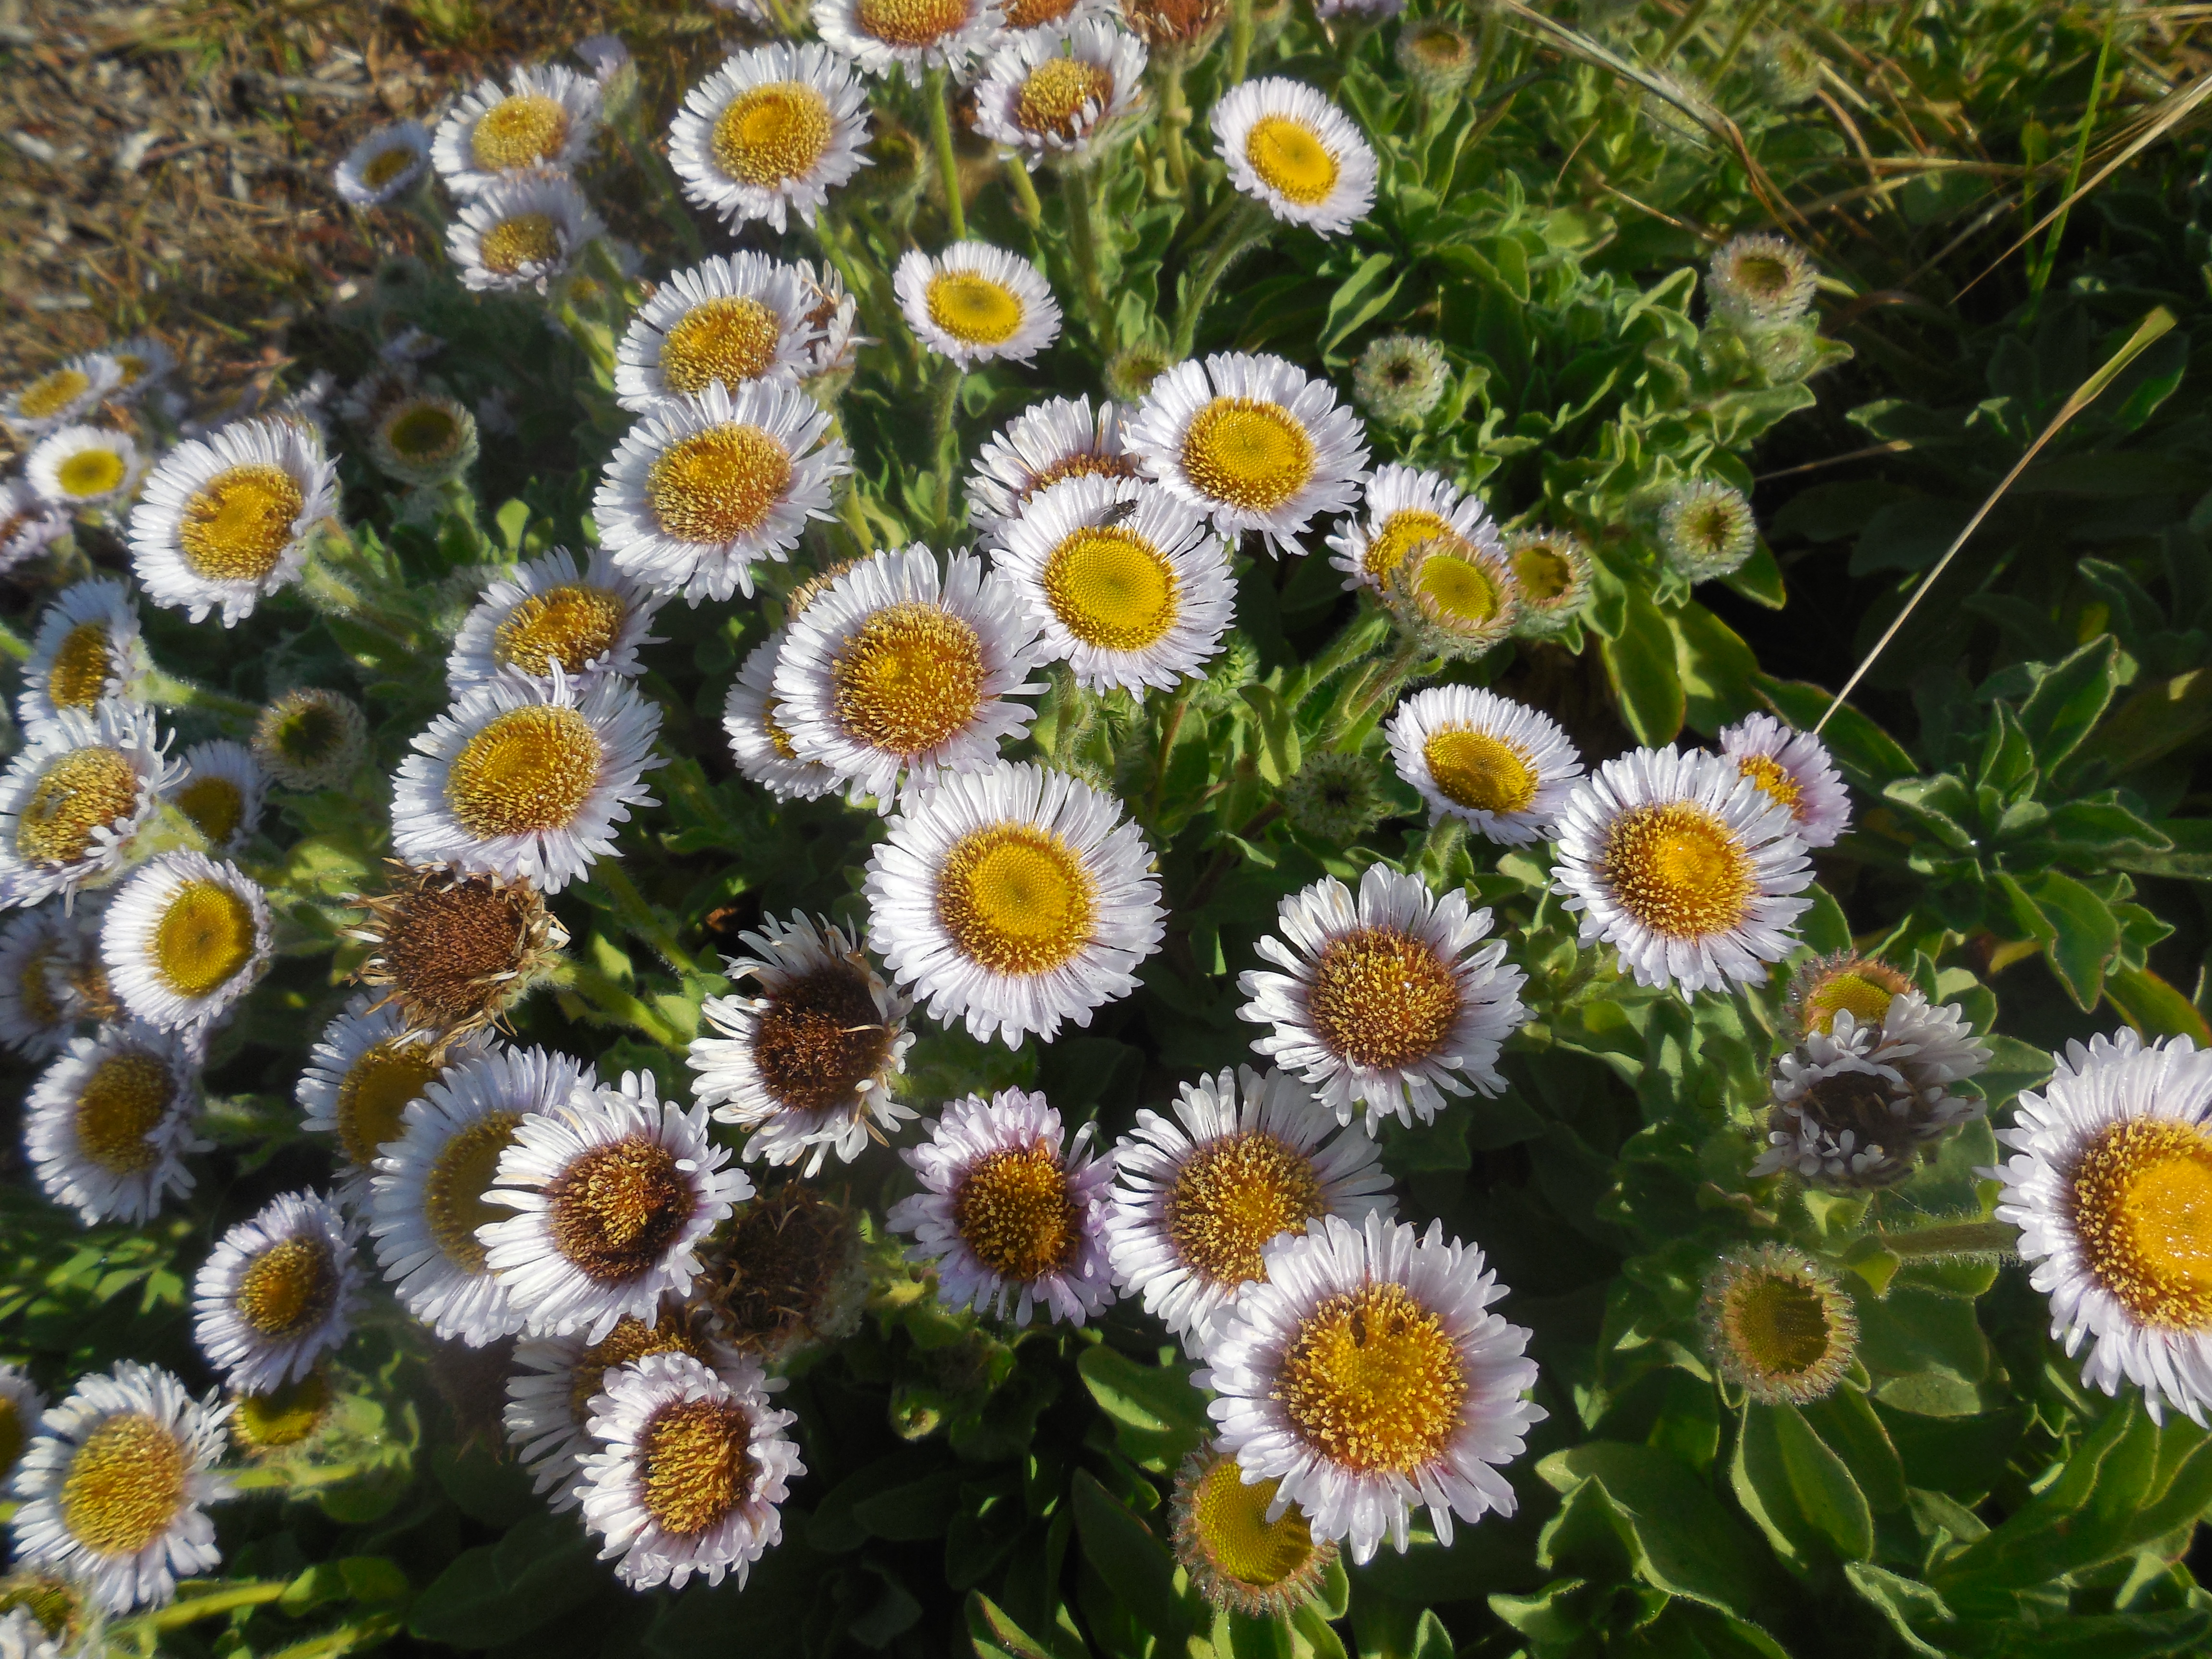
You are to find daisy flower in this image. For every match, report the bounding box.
[1238,866,1527,1132]
[1550,745,1813,994]
[389,671,663,895]
[346,864,570,1042]
[1383,686,1584,845]
[1718,712,1850,849]
[174,740,268,856]
[0,906,84,1059]
[252,687,368,791]
[192,1190,364,1394]
[447,547,664,692]
[0,702,179,910]
[25,427,144,513]
[615,253,826,414]
[886,1088,1117,1325]
[722,629,841,802]
[895,242,1063,369]
[0,1365,46,1490]
[1201,1213,1543,1564]
[669,46,872,233]
[814,0,1004,84]
[865,759,1165,1045]
[1171,1446,1339,1618]
[24,1020,202,1226]
[771,545,1046,805]
[973,22,1149,166]
[1325,463,1501,594]
[0,481,71,573]
[1991,1030,2212,1422]
[1002,0,1112,30]
[99,852,272,1036]
[966,394,1139,541]
[595,379,848,604]
[368,393,478,487]
[1106,1065,1395,1357]
[505,1306,742,1511]
[7,1361,231,1613]
[431,65,603,197]
[334,120,432,207]
[4,354,122,438]
[689,912,916,1175]
[370,1044,591,1346]
[17,577,151,737]
[297,992,493,1200]
[1698,1244,1860,1406]
[1212,78,1377,237]
[988,475,1233,694]
[1385,535,1521,659]
[481,1071,752,1343]
[447,174,603,296]
[128,416,338,625]
[1125,352,1368,553]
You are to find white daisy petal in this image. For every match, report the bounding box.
[25,426,145,512]
[895,241,1063,368]
[446,174,604,295]
[1236,864,1528,1133]
[865,758,1165,1045]
[1324,463,1501,594]
[334,120,432,206]
[297,992,494,1204]
[0,702,180,910]
[174,739,269,856]
[4,355,123,438]
[1383,686,1584,845]
[192,1190,364,1393]
[966,393,1139,542]
[814,0,1004,83]
[431,66,604,197]
[128,416,339,626]
[18,577,151,737]
[1718,712,1851,848]
[0,480,72,573]
[1212,77,1377,237]
[669,46,872,233]
[886,1088,1117,1325]
[973,21,1149,165]
[24,1020,204,1225]
[722,628,841,802]
[0,903,94,1059]
[447,547,666,693]
[615,253,827,414]
[100,851,272,1036]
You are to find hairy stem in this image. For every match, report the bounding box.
[925,66,967,240]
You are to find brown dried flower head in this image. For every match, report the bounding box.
[349,861,566,1043]
[699,1180,868,1370]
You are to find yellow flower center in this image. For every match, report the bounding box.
[638,1398,757,1537]
[645,424,793,544]
[386,403,461,462]
[19,369,91,422]
[1163,1130,1325,1287]
[470,94,571,172]
[952,1139,1078,1280]
[1730,252,1796,302]
[855,0,971,47]
[1737,752,1803,815]
[1802,970,1896,1035]
[761,696,801,760]
[1004,0,1076,23]
[1719,1271,1836,1379]
[445,705,603,839]
[547,1135,694,1284]
[150,878,257,998]
[752,962,895,1114]
[1512,541,1576,603]
[2069,1117,2212,1329]
[830,601,987,756]
[58,1414,187,1556]
[175,775,245,848]
[424,1111,524,1273]
[661,298,788,394]
[74,1050,172,1173]
[361,144,419,189]
[1274,1282,1467,1473]
[1600,800,1755,940]
[711,83,834,185]
[1305,926,1461,1071]
[570,1313,710,1426]
[55,447,126,500]
[45,622,114,711]
[493,585,626,677]
[1189,1456,1317,1590]
[1180,397,1314,512]
[178,462,304,582]
[1042,526,1179,650]
[334,1039,441,1169]
[16,746,139,866]
[479,213,563,276]
[1016,59,1114,139]
[1409,543,1505,633]
[1362,509,1453,584]
[925,273,1027,348]
[936,823,1096,975]
[1422,728,1536,816]
[1245,115,1339,206]
[234,1234,340,1337]
[232,1370,333,1450]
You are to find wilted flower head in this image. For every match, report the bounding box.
[1117,0,1226,49]
[1351,334,1447,428]
[349,863,568,1043]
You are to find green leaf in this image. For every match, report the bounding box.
[1240,683,1301,786]
[1719,543,1787,610]
[2106,965,2212,1045]
[1731,1400,1875,1574]
[2112,817,2212,880]
[2016,635,2123,770]
[1076,1346,1209,1472]
[2024,868,2122,1010]
[1841,1564,1953,1658]
[1536,1442,1769,1616]
[1319,253,1404,358]
[968,1591,1056,1659]
[407,1510,599,1649]
[1668,602,1763,733]
[1069,1470,1201,1642]
[1883,774,1978,851]
[1600,585,1686,745]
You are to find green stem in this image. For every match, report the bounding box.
[1875,1220,2019,1260]
[1003,154,1043,227]
[924,66,967,241]
[590,857,698,975]
[1328,636,1428,750]
[141,667,263,725]
[122,1581,290,1632]
[1227,0,1254,84]
[1711,0,1772,80]
[1157,48,1192,192]
[1148,679,1195,822]
[0,617,28,662]
[1658,0,1717,59]
[558,958,689,1049]
[931,357,966,539]
[2029,6,2115,305]
[1169,200,1272,360]
[1301,603,1393,689]
[1059,165,1112,346]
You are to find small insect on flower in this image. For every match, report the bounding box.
[25,426,144,513]
[1708,233,1820,330]
[1325,462,1502,595]
[967,394,1141,542]
[348,863,570,1042]
[1699,1244,1859,1405]
[1212,77,1378,237]
[3,354,122,438]
[431,65,604,197]
[447,547,665,694]
[7,1361,232,1613]
[895,241,1064,368]
[334,120,432,207]
[447,175,604,296]
[0,701,180,910]
[99,852,272,1037]
[1385,685,1584,845]
[298,991,494,1200]
[129,417,340,626]
[193,1190,364,1394]
[670,45,873,233]
[252,688,368,792]
[17,577,151,738]
[888,1088,1118,1325]
[973,21,1150,167]
[1172,1447,1339,1617]
[813,0,1006,83]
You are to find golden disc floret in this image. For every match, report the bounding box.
[2068,1117,2212,1329]
[854,0,970,47]
[1180,398,1315,512]
[17,747,139,866]
[639,1397,757,1536]
[424,1111,524,1272]
[1409,542,1505,632]
[336,1040,441,1168]
[1305,926,1461,1071]
[1700,1246,1858,1404]
[925,274,1026,347]
[386,403,462,462]
[1016,60,1114,139]
[362,146,418,190]
[151,879,256,997]
[1422,729,1536,815]
[660,298,789,395]
[56,449,126,500]
[952,1139,1078,1279]
[174,776,244,848]
[234,1236,341,1338]
[179,463,304,582]
[231,1370,334,1453]
[479,213,562,276]
[1788,953,1910,1038]
[712,84,834,185]
[830,601,987,754]
[547,1137,694,1283]
[1362,509,1454,585]
[1163,1131,1325,1286]
[1736,752,1802,814]
[1245,116,1339,206]
[1042,527,1179,650]
[646,424,793,543]
[569,1313,710,1426]
[935,823,1097,975]
[74,1052,171,1174]
[471,95,571,172]
[493,586,626,677]
[58,1413,187,1556]
[1275,1281,1467,1473]
[445,705,603,839]
[17,369,92,424]
[1600,801,1755,940]
[1175,1452,1331,1612]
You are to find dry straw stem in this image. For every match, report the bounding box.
[1815,305,2179,736]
